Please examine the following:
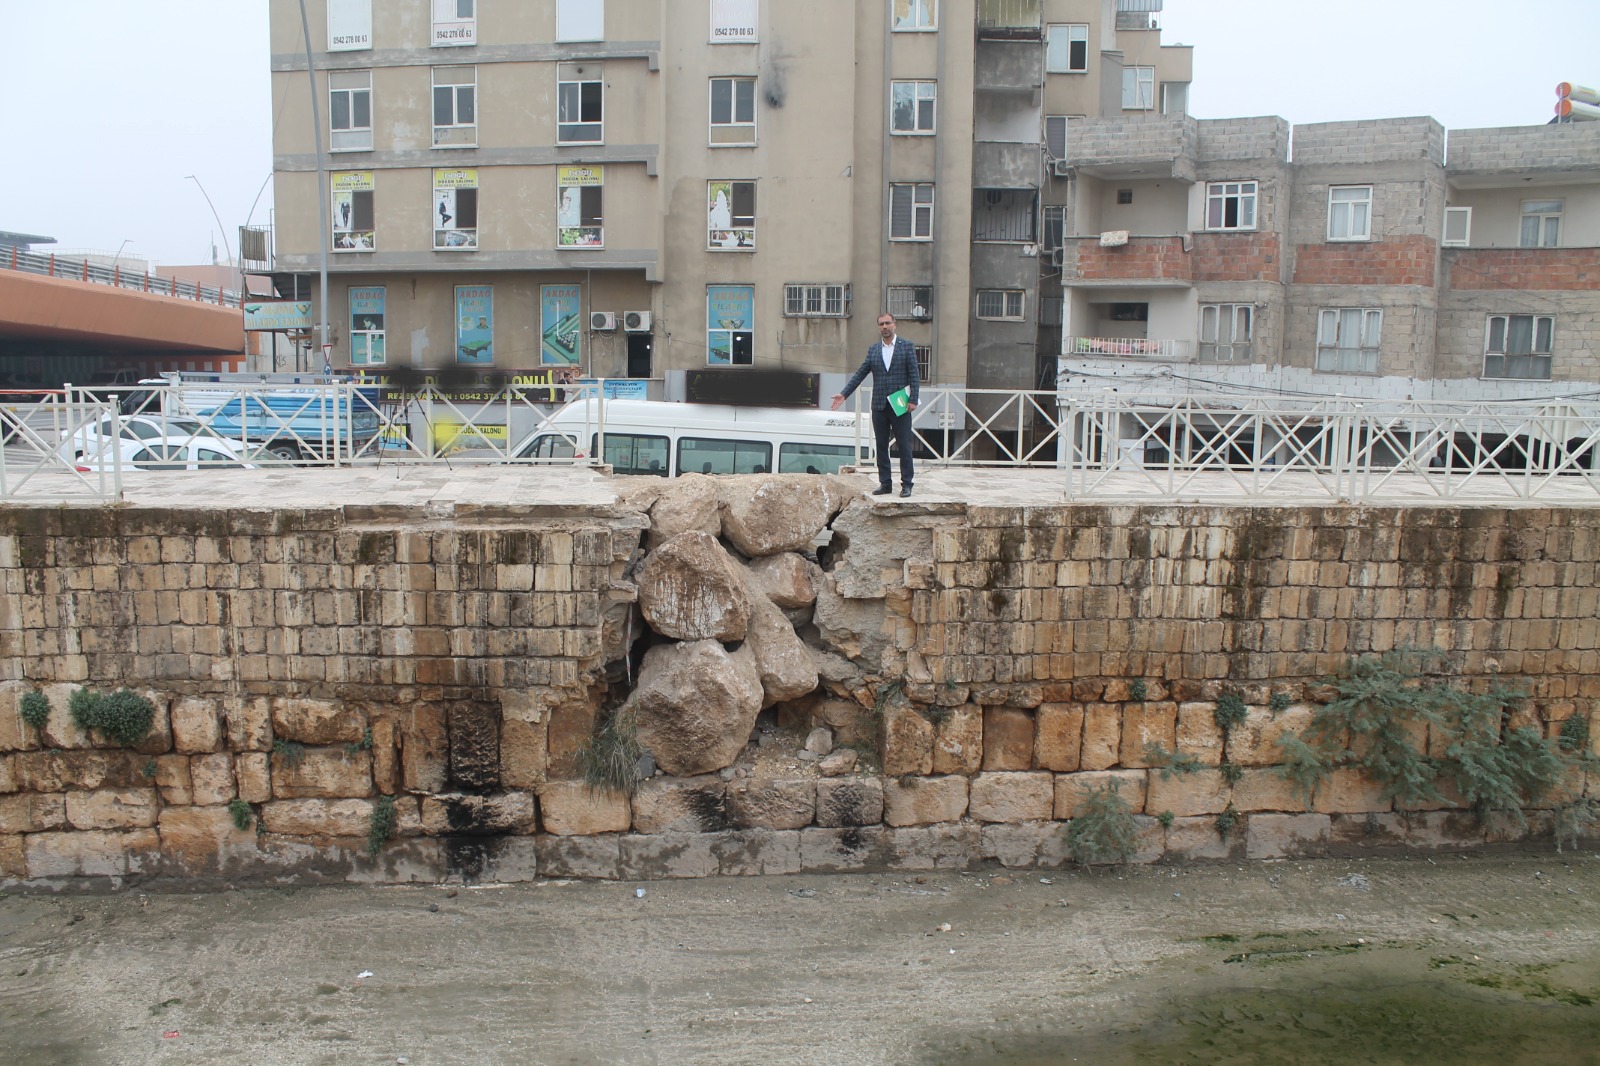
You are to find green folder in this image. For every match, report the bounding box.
[887,387,911,416]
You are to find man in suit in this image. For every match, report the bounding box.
[832,311,920,497]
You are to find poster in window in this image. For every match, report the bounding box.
[540,285,581,366]
[331,171,374,250]
[557,165,604,247]
[432,0,474,46]
[328,0,371,50]
[707,285,754,366]
[710,0,757,42]
[434,168,478,249]
[707,181,754,249]
[455,285,493,365]
[348,286,386,366]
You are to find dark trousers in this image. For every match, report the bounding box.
[871,403,915,488]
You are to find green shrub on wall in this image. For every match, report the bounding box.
[1065,781,1138,866]
[19,690,50,735]
[1278,649,1577,828]
[68,687,155,747]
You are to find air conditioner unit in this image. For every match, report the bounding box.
[623,310,652,332]
[1049,247,1066,269]
[1053,160,1075,178]
[589,311,617,331]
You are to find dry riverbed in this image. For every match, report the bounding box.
[2,852,1597,1064]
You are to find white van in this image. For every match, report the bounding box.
[511,398,868,476]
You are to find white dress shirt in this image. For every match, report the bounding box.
[881,337,896,370]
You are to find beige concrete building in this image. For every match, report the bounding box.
[266,0,1191,397]
[268,1,1595,409]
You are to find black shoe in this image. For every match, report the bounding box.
[871,484,893,495]
[899,486,913,498]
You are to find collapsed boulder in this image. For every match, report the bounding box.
[629,640,764,775]
[746,552,818,609]
[646,473,722,549]
[740,569,819,707]
[720,475,834,557]
[636,531,750,642]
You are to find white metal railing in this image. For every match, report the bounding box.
[0,394,124,501]
[1057,393,1600,503]
[8,383,1600,506]
[1066,337,1192,360]
[0,247,241,307]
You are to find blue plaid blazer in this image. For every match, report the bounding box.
[841,337,920,412]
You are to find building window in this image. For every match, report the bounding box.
[975,289,1025,320]
[1327,185,1372,241]
[1161,82,1189,115]
[1122,66,1155,110]
[1484,314,1553,380]
[331,171,375,251]
[432,66,476,147]
[892,0,936,31]
[709,77,757,145]
[708,180,755,249]
[913,344,932,383]
[784,283,849,317]
[556,0,604,42]
[1443,206,1472,247]
[557,166,603,247]
[349,286,385,366]
[890,183,935,240]
[557,63,604,144]
[1042,206,1066,251]
[329,70,372,151]
[1315,308,1382,374]
[1520,199,1562,248]
[1198,304,1252,364]
[1205,181,1257,231]
[887,286,932,320]
[1045,23,1088,72]
[1044,115,1071,160]
[431,0,474,47]
[433,168,478,250]
[972,188,1037,242]
[707,285,754,365]
[891,81,937,135]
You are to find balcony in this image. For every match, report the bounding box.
[976,0,1041,39]
[1069,115,1197,182]
[1446,122,1600,187]
[1066,337,1193,361]
[1061,236,1193,285]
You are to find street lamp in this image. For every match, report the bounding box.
[111,239,131,284]
[185,174,239,297]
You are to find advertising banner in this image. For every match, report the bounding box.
[328,0,371,50]
[349,287,386,366]
[707,285,754,366]
[455,285,493,365]
[432,0,474,46]
[433,168,478,249]
[243,301,313,332]
[540,285,581,366]
[710,0,758,42]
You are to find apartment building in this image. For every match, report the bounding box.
[265,0,1191,395]
[1055,111,1600,403]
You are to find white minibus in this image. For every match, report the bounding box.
[510,398,868,476]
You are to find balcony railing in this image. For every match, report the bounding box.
[1,247,242,307]
[976,0,1041,38]
[1066,337,1192,360]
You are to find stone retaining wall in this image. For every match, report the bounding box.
[0,488,1595,889]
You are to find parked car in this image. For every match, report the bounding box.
[71,435,257,473]
[57,413,243,465]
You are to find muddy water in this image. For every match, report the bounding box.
[953,948,1600,1064]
